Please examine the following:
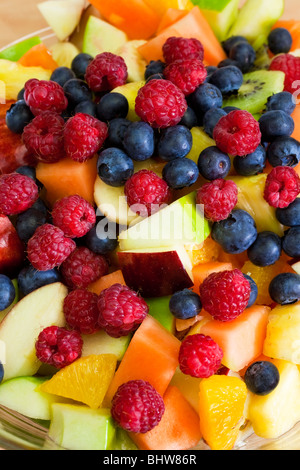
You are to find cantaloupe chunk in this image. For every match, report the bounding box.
[192,261,233,294]
[199,305,271,372]
[156,8,189,34]
[130,385,202,450]
[104,315,181,405]
[36,156,98,207]
[88,270,126,295]
[138,6,227,65]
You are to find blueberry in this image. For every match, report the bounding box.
[203,107,227,138]
[198,146,231,181]
[266,91,296,115]
[208,66,244,95]
[0,362,3,384]
[0,275,15,311]
[15,165,37,180]
[31,198,48,216]
[169,289,202,320]
[63,78,93,107]
[205,66,218,80]
[74,100,97,117]
[162,157,199,189]
[222,36,249,55]
[218,59,241,70]
[233,145,266,176]
[268,28,293,55]
[16,208,47,243]
[269,272,300,305]
[247,231,282,267]
[223,106,240,114]
[17,88,25,100]
[18,264,62,297]
[189,83,223,119]
[145,60,166,80]
[84,222,118,255]
[107,118,131,149]
[244,361,280,396]
[179,107,198,129]
[158,125,193,161]
[97,148,134,187]
[243,274,258,308]
[50,66,76,87]
[259,110,295,142]
[96,93,129,122]
[211,209,258,254]
[123,122,155,161]
[6,100,33,134]
[282,226,300,258]
[146,73,165,83]
[267,136,300,168]
[71,53,93,80]
[229,41,256,73]
[276,198,300,227]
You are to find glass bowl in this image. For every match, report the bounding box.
[0,0,300,452]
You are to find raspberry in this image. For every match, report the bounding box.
[35,325,83,369]
[22,112,65,163]
[0,172,38,216]
[196,179,238,222]
[178,334,224,378]
[97,283,149,338]
[264,166,300,209]
[163,37,204,65]
[85,52,128,93]
[213,110,262,157]
[61,246,109,289]
[24,78,68,116]
[64,113,108,162]
[63,289,100,335]
[269,53,300,94]
[164,59,207,96]
[111,380,165,433]
[27,223,76,271]
[135,79,187,129]
[52,195,96,238]
[124,169,172,217]
[200,269,251,322]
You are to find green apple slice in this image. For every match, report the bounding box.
[83,15,128,57]
[118,192,211,251]
[0,282,68,382]
[192,0,239,41]
[0,376,67,421]
[146,296,175,334]
[48,403,116,450]
[0,37,41,62]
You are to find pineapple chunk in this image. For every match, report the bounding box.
[263,302,300,364]
[186,127,215,164]
[245,359,300,439]
[0,60,51,101]
[230,174,284,236]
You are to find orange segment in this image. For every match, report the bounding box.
[18,44,58,71]
[36,156,98,207]
[88,270,126,295]
[130,385,202,450]
[39,354,117,409]
[199,375,247,451]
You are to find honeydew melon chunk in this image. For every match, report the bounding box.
[37,0,86,42]
[116,40,147,83]
[0,283,68,382]
[112,80,145,122]
[192,0,239,41]
[227,0,285,50]
[82,15,128,57]
[81,330,131,361]
[0,376,67,421]
[118,191,211,251]
[0,37,41,62]
[48,403,116,450]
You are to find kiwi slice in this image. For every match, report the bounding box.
[222,70,285,115]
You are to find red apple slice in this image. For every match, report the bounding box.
[0,214,25,276]
[118,245,193,298]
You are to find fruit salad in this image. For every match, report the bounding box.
[1,0,300,452]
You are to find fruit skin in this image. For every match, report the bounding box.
[229,41,256,73]
[0,282,68,381]
[0,275,16,312]
[193,0,239,42]
[282,227,300,258]
[96,93,129,122]
[163,37,204,64]
[0,173,39,216]
[196,179,238,222]
[52,195,96,239]
[5,100,33,134]
[207,65,243,95]
[17,264,61,297]
[169,289,202,320]
[85,52,128,93]
[179,334,223,378]
[244,361,280,396]
[0,37,41,61]
[63,289,99,335]
[266,136,300,168]
[233,145,266,177]
[63,78,93,108]
[158,125,193,162]
[162,157,199,190]
[264,166,300,209]
[268,273,300,305]
[24,79,68,117]
[164,58,207,96]
[266,91,296,115]
[203,108,227,138]
[245,359,300,439]
[247,231,282,267]
[48,402,116,451]
[0,215,25,277]
[268,27,293,54]
[123,122,155,162]
[189,82,223,120]
[198,146,231,181]
[71,53,93,79]
[276,198,300,227]
[259,110,295,143]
